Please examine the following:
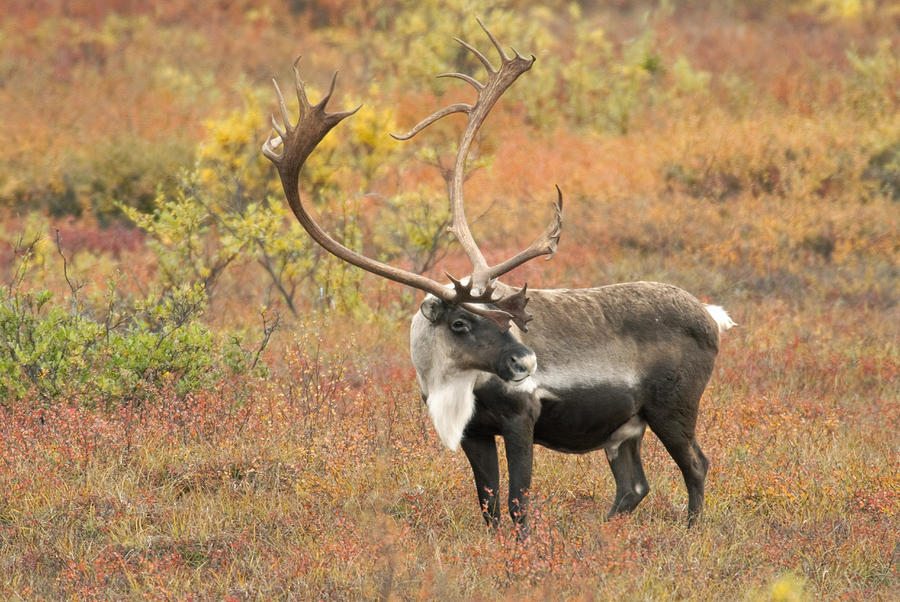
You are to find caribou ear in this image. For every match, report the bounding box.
[420,296,446,323]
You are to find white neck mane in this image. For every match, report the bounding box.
[425,372,478,451]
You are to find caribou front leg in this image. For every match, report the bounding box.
[502,415,535,539]
[460,435,501,528]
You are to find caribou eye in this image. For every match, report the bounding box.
[450,319,471,334]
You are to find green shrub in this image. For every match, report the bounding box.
[846,39,900,118]
[863,141,900,201]
[0,241,266,408]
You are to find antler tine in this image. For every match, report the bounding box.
[452,35,497,74]
[315,71,339,111]
[484,186,564,281]
[292,57,313,115]
[491,284,532,331]
[437,72,484,91]
[270,114,286,139]
[261,130,282,161]
[390,103,471,141]
[476,17,511,63]
[272,79,294,135]
[541,185,565,258]
[460,302,518,332]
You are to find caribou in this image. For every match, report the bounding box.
[262,21,735,533]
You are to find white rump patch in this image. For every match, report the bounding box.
[425,372,478,451]
[705,305,736,332]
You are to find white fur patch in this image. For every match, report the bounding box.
[705,305,736,332]
[510,375,538,394]
[603,416,646,460]
[533,360,639,392]
[425,372,478,451]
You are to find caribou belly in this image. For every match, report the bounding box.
[532,382,642,454]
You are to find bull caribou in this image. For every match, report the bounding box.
[262,20,734,532]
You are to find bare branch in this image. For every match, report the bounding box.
[55,229,86,313]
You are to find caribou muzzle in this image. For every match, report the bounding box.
[496,345,537,383]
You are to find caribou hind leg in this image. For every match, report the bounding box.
[657,435,708,526]
[605,432,650,517]
[643,403,709,527]
[641,360,713,526]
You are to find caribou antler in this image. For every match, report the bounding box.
[392,18,563,298]
[263,21,562,332]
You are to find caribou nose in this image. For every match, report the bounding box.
[506,351,537,382]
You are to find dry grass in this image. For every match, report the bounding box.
[0,309,896,599]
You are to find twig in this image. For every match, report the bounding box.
[251,309,281,370]
[55,229,85,312]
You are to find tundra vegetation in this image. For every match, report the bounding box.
[0,0,897,599]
